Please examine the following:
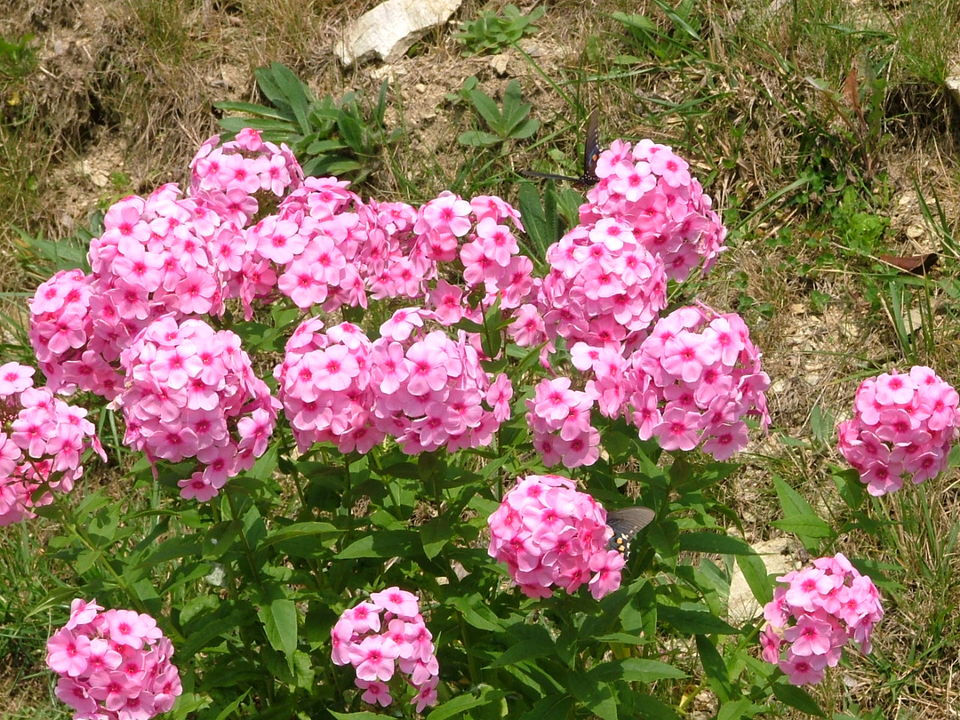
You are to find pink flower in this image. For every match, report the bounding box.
[488,474,624,599]
[838,366,959,495]
[46,601,181,720]
[760,554,882,686]
[332,589,438,712]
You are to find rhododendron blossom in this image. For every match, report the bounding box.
[487,474,625,599]
[623,305,770,459]
[837,366,960,495]
[46,599,182,720]
[760,554,883,686]
[579,139,727,281]
[0,362,105,525]
[117,315,277,501]
[331,587,438,713]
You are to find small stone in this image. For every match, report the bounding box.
[946,74,960,110]
[334,0,464,67]
[89,171,108,188]
[414,83,427,93]
[517,39,543,57]
[906,224,924,239]
[489,54,510,76]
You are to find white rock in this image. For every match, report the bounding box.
[727,537,795,624]
[947,75,960,110]
[334,0,463,67]
[489,53,510,76]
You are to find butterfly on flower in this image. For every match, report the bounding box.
[606,505,655,559]
[520,110,600,187]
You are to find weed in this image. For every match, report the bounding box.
[457,79,539,148]
[455,4,544,56]
[216,63,399,184]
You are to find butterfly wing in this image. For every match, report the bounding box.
[607,506,655,558]
[580,109,600,183]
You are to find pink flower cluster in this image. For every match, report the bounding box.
[837,366,960,495]
[46,599,182,720]
[331,587,438,713]
[487,474,625,600]
[624,305,771,460]
[579,138,727,281]
[526,377,600,468]
[275,309,511,456]
[29,129,300,401]
[117,315,277,501]
[190,126,303,226]
[760,554,883,686]
[538,219,667,351]
[0,362,105,525]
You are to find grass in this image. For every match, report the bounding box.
[3,0,960,716]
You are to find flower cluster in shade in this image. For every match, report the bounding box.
[760,554,883,686]
[0,362,106,526]
[487,474,625,600]
[118,315,277,501]
[46,599,182,720]
[28,129,301,401]
[837,366,960,496]
[275,308,511,456]
[331,588,439,712]
[578,138,727,282]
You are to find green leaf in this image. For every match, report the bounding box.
[458,130,501,146]
[335,530,419,559]
[330,713,391,720]
[736,551,773,606]
[263,521,341,547]
[696,634,732,702]
[511,117,540,139]
[468,88,504,130]
[618,658,687,682]
[426,687,504,720]
[520,694,574,720]
[258,598,298,662]
[772,681,825,717]
[137,536,201,568]
[772,476,834,548]
[657,605,738,635]
[448,595,507,631]
[261,62,313,132]
[717,699,758,720]
[420,516,453,560]
[336,112,365,152]
[212,689,251,720]
[488,625,556,667]
[679,532,755,555]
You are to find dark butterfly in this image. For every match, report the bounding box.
[606,505,655,559]
[520,110,600,187]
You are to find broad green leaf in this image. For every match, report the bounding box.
[137,536,201,568]
[510,117,540,140]
[335,530,419,559]
[771,681,825,717]
[658,605,738,635]
[458,130,501,146]
[258,598,298,666]
[680,532,755,555]
[520,694,574,720]
[488,625,556,667]
[420,516,453,560]
[263,522,341,547]
[426,687,504,720]
[468,88,503,130]
[336,112,364,152]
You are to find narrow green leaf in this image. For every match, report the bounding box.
[336,112,364,152]
[458,130,501,146]
[468,88,503,130]
[619,658,687,682]
[696,635,732,702]
[488,625,556,667]
[263,522,341,547]
[736,551,773,605]
[520,694,574,720]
